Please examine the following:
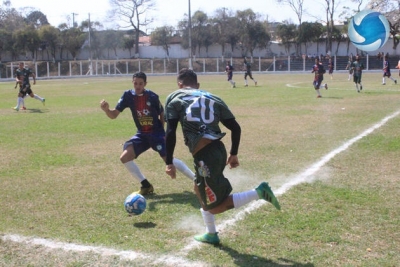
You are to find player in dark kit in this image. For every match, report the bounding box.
[243,58,257,86]
[311,58,328,98]
[100,72,195,195]
[382,55,397,85]
[164,68,280,244]
[13,62,45,111]
[225,61,236,88]
[351,55,365,93]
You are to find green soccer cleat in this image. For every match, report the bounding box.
[256,182,281,210]
[134,184,154,195]
[13,106,19,111]
[194,232,220,244]
[42,98,46,106]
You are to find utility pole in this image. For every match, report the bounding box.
[88,13,92,75]
[188,0,192,69]
[72,13,78,27]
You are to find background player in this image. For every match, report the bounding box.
[14,62,45,111]
[311,58,328,98]
[351,55,364,93]
[225,61,236,88]
[243,58,257,86]
[382,55,397,85]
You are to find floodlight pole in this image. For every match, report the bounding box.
[188,0,192,69]
[88,13,92,75]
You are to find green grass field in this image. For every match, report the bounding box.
[1,72,399,267]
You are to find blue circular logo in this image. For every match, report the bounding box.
[348,9,390,52]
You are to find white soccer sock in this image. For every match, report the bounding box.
[173,158,195,181]
[316,89,321,96]
[34,94,43,101]
[232,190,258,208]
[16,97,23,108]
[244,80,248,85]
[382,78,386,83]
[200,208,216,234]
[124,161,146,182]
[230,80,235,85]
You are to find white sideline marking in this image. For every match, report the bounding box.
[2,110,399,264]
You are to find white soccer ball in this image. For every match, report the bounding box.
[124,193,147,215]
[348,9,390,52]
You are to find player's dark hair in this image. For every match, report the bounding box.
[133,72,147,82]
[177,68,197,86]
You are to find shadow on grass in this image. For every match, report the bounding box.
[145,190,199,211]
[217,245,314,267]
[133,222,157,228]
[26,108,48,113]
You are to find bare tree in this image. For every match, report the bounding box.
[277,0,305,54]
[109,0,155,56]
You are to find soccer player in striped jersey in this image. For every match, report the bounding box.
[100,72,195,195]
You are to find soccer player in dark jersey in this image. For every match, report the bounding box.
[225,61,236,88]
[382,55,397,85]
[14,62,45,111]
[100,72,195,195]
[328,58,334,80]
[164,68,280,244]
[311,58,328,98]
[243,58,257,86]
[351,55,365,93]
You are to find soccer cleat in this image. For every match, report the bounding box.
[325,84,328,90]
[360,85,363,91]
[232,82,236,88]
[42,98,46,106]
[255,81,257,86]
[134,184,154,195]
[22,107,26,110]
[395,80,397,84]
[317,95,322,98]
[13,106,19,111]
[382,83,386,85]
[256,182,281,210]
[244,84,248,87]
[194,232,220,244]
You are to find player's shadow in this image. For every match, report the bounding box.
[144,190,199,211]
[133,221,157,228]
[217,244,314,267]
[25,108,48,113]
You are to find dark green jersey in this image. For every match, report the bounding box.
[165,88,235,153]
[351,61,364,76]
[15,67,33,85]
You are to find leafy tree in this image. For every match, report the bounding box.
[63,27,86,60]
[210,8,234,55]
[109,0,155,56]
[191,10,210,56]
[298,22,323,55]
[122,35,135,58]
[101,30,124,59]
[38,25,60,60]
[236,9,270,57]
[276,23,297,55]
[150,26,174,57]
[12,25,40,60]
[25,10,49,28]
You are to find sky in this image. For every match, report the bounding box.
[9,0,368,33]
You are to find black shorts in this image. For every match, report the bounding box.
[19,83,32,95]
[193,140,232,210]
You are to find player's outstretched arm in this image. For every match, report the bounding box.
[100,99,120,119]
